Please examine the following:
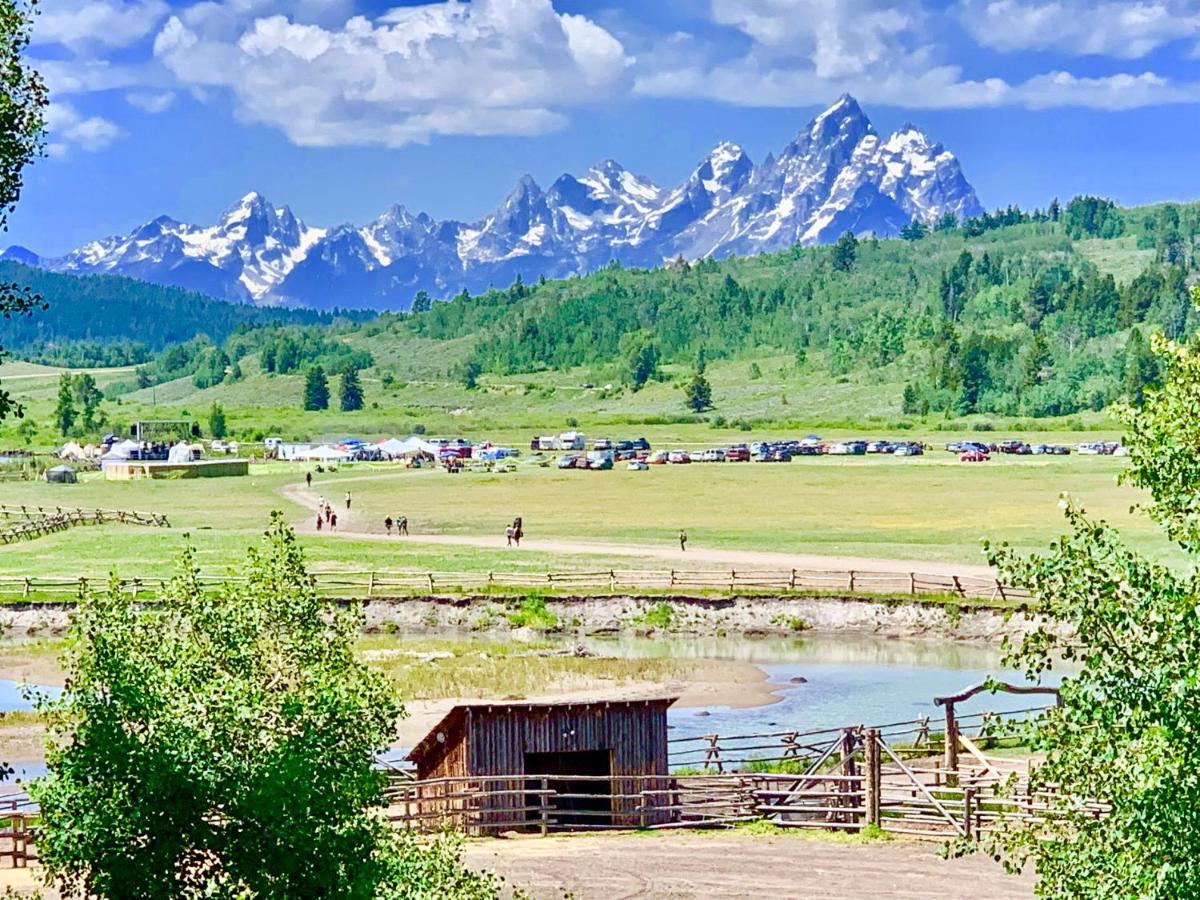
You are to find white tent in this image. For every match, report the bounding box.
[101,439,140,463]
[305,445,351,462]
[58,441,86,461]
[377,438,410,458]
[167,442,195,464]
[402,437,439,455]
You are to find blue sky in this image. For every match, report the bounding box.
[9,0,1200,255]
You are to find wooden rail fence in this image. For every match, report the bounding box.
[386,706,1090,841]
[0,505,169,546]
[0,566,1027,602]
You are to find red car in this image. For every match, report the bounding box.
[959,449,990,462]
[724,446,750,462]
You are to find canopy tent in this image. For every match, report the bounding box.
[45,465,77,484]
[167,442,196,464]
[377,438,411,458]
[58,441,87,461]
[305,445,351,462]
[101,439,140,463]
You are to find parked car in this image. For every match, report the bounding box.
[866,441,893,454]
[893,442,923,457]
[630,438,651,452]
[794,443,822,456]
[588,457,613,470]
[556,454,582,469]
[627,460,649,471]
[960,449,990,462]
[211,440,228,453]
[725,445,751,462]
[648,450,669,465]
[667,450,692,464]
[593,438,613,451]
[998,440,1031,454]
[771,449,793,462]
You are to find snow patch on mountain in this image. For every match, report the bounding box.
[9,97,983,311]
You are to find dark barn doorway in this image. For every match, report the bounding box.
[525,749,613,827]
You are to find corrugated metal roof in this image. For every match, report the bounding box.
[407,696,678,764]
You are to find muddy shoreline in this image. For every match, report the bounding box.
[0,593,1060,642]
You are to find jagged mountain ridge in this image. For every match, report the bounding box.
[8,96,982,311]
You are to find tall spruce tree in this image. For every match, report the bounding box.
[302,366,329,411]
[339,367,364,411]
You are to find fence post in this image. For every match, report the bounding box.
[539,777,550,836]
[789,568,797,590]
[367,571,375,596]
[995,580,1007,602]
[609,569,616,592]
[729,569,736,592]
[848,570,856,592]
[944,701,959,787]
[670,569,676,588]
[427,573,435,593]
[963,787,976,839]
[21,578,29,599]
[910,572,917,595]
[864,728,881,829]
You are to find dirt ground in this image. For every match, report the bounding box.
[0,831,1036,898]
[281,482,997,578]
[463,830,1035,900]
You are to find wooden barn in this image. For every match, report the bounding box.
[405,697,676,832]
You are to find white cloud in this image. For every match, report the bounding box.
[958,0,1200,59]
[633,0,1200,111]
[44,103,124,157]
[34,0,168,49]
[150,0,633,147]
[126,90,176,112]
[711,0,925,79]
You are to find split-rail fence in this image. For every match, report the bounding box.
[0,566,1027,603]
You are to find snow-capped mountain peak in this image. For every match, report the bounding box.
[14,96,982,311]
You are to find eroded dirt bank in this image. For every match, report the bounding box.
[0,593,1060,642]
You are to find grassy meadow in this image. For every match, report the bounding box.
[0,448,1177,585]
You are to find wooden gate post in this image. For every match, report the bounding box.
[864,728,881,829]
[840,728,860,818]
[963,787,976,839]
[943,701,959,787]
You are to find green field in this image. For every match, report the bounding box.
[0,450,1176,584]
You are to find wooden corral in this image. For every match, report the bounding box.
[406,697,676,831]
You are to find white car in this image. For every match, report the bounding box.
[627,460,649,471]
[211,440,228,453]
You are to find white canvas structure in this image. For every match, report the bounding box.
[377,438,410,458]
[167,442,195,464]
[58,441,87,461]
[101,439,140,463]
[305,445,351,462]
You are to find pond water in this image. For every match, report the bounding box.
[577,633,1063,742]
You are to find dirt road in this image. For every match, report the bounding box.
[464,831,1034,899]
[280,482,998,578]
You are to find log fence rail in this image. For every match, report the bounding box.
[0,566,1027,602]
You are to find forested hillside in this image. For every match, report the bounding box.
[24,195,1200,424]
[0,262,349,366]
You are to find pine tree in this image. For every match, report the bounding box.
[339,367,364,411]
[208,402,227,439]
[831,231,858,272]
[71,373,102,432]
[54,373,77,436]
[684,373,713,412]
[1124,328,1159,406]
[302,366,329,411]
[410,290,432,314]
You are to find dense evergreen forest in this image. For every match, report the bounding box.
[12,195,1199,421]
[0,262,350,366]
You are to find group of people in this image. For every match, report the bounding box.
[383,516,409,536]
[314,497,338,532]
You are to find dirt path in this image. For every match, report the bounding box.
[464,831,1034,899]
[280,481,997,578]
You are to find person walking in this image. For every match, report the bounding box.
[305,471,312,489]
[315,514,323,532]
[398,515,408,536]
[345,491,352,511]
[324,504,332,525]
[384,516,393,535]
[330,512,338,532]
[679,529,688,552]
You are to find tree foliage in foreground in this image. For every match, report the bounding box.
[32,515,504,899]
[0,0,46,421]
[984,285,1200,897]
